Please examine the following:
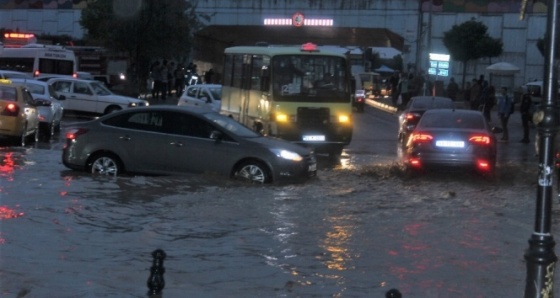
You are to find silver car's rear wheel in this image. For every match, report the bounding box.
[234,161,271,183]
[89,153,122,176]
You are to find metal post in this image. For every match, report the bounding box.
[524,0,559,297]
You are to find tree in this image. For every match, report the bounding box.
[80,0,209,94]
[442,20,503,89]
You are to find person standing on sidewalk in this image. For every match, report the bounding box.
[519,93,533,143]
[446,77,459,101]
[497,87,513,141]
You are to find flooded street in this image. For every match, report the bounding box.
[0,106,558,297]
[0,145,552,297]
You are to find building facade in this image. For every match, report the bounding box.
[0,0,550,89]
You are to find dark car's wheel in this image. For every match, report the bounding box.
[233,160,271,183]
[88,153,122,176]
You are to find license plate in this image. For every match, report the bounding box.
[303,135,325,141]
[435,140,465,148]
[308,163,317,172]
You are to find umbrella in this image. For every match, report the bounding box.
[374,64,395,73]
[486,62,520,74]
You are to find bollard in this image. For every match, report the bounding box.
[147,249,167,295]
[386,288,402,298]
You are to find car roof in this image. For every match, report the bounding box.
[9,78,49,86]
[46,77,98,83]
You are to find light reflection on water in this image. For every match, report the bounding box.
[0,145,550,297]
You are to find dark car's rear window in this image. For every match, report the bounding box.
[419,112,485,130]
[410,97,454,110]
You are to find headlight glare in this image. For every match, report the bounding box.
[270,149,303,161]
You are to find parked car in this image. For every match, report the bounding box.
[398,95,455,145]
[353,89,366,113]
[177,84,221,111]
[47,77,149,115]
[0,70,32,80]
[62,105,317,184]
[404,109,497,175]
[10,78,65,138]
[0,79,40,146]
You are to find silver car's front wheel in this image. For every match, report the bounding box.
[89,154,121,176]
[234,161,271,183]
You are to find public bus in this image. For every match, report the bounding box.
[221,42,353,155]
[0,33,77,78]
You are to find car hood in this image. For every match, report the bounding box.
[102,94,147,104]
[244,135,313,155]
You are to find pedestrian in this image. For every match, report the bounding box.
[480,82,495,123]
[463,81,471,106]
[167,62,175,97]
[174,64,186,96]
[446,77,459,101]
[497,86,513,141]
[397,72,409,109]
[160,60,169,100]
[204,68,214,84]
[519,93,533,143]
[389,71,400,106]
[469,78,481,110]
[411,70,425,97]
[151,61,163,100]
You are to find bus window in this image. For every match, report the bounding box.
[250,55,264,91]
[39,58,74,76]
[232,55,243,88]
[0,57,34,72]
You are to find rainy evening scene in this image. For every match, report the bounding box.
[2,0,560,297]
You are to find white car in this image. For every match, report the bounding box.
[47,78,149,115]
[10,78,65,138]
[177,84,221,112]
[0,70,32,80]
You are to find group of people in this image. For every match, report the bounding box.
[463,75,532,143]
[389,70,431,109]
[150,61,205,101]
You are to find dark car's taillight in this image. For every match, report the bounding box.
[410,132,433,144]
[469,134,492,145]
[1,103,19,117]
[65,128,89,140]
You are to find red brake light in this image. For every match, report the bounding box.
[301,42,319,52]
[469,135,491,145]
[405,113,417,120]
[33,70,40,77]
[476,159,492,171]
[65,128,89,140]
[6,103,17,112]
[411,133,433,143]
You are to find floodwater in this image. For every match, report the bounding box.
[0,142,556,298]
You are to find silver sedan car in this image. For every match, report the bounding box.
[62,106,317,184]
[11,79,65,139]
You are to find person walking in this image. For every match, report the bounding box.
[469,78,481,110]
[389,71,400,106]
[480,83,495,123]
[167,62,175,97]
[174,64,186,96]
[519,93,533,143]
[397,72,409,110]
[151,61,163,100]
[497,87,513,141]
[160,60,169,100]
[446,77,459,101]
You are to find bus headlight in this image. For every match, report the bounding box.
[339,115,350,123]
[270,149,303,162]
[276,113,288,122]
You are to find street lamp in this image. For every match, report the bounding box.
[524,0,559,297]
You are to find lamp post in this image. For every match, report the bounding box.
[524,0,559,297]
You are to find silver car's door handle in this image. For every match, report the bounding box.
[119,136,131,141]
[170,141,183,147]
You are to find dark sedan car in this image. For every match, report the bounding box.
[398,96,455,144]
[62,106,317,184]
[404,109,497,175]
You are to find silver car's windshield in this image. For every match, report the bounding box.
[91,81,112,96]
[204,113,260,138]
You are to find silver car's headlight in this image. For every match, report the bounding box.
[270,149,303,162]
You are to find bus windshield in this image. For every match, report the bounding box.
[272,55,349,103]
